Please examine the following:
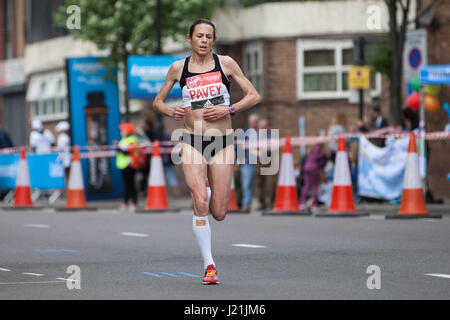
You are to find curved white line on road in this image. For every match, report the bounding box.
[232,244,266,249]
[0,268,11,272]
[120,232,149,238]
[425,273,450,279]
[22,273,43,277]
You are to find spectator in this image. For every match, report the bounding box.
[358,101,389,147]
[299,137,327,213]
[327,112,348,162]
[135,119,153,195]
[0,126,13,149]
[255,118,276,209]
[237,114,259,212]
[116,123,140,212]
[55,121,71,186]
[29,119,55,153]
[160,128,181,198]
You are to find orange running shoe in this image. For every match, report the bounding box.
[202,264,219,285]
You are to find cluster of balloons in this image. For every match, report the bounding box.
[406,76,441,112]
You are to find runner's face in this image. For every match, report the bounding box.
[188,24,215,55]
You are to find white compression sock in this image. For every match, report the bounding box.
[192,215,215,270]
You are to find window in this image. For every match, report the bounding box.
[27,71,69,122]
[297,39,381,100]
[243,42,263,98]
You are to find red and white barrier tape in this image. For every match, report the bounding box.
[1,127,449,158]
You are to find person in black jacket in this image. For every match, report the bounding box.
[0,128,13,149]
[357,101,389,147]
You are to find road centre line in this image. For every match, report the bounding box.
[55,277,80,282]
[0,280,66,285]
[120,232,149,237]
[0,268,11,272]
[24,224,50,228]
[232,243,266,249]
[22,273,44,277]
[425,273,450,279]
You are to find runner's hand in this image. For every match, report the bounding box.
[173,106,185,121]
[203,106,230,121]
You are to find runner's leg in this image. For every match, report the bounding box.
[207,144,235,221]
[181,144,215,269]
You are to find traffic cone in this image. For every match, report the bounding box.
[139,140,169,213]
[12,146,33,208]
[263,136,308,216]
[387,133,441,219]
[228,175,245,213]
[316,134,366,217]
[64,146,88,210]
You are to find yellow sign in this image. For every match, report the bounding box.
[348,66,371,89]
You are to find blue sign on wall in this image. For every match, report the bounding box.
[66,57,123,200]
[127,56,184,100]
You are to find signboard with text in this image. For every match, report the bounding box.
[348,66,371,89]
[403,29,427,83]
[66,57,123,200]
[127,56,183,100]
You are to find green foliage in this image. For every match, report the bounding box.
[54,0,220,64]
[367,41,392,78]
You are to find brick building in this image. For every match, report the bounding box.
[415,0,450,199]
[0,0,27,146]
[209,0,449,199]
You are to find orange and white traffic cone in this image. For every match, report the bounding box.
[228,175,243,213]
[316,134,366,217]
[12,146,33,208]
[140,140,169,212]
[64,146,88,210]
[387,133,440,219]
[263,136,307,216]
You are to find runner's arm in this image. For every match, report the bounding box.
[153,62,183,119]
[222,56,261,113]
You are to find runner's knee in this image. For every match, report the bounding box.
[210,207,227,221]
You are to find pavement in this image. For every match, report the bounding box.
[0,196,449,300]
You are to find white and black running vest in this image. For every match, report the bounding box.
[179,54,231,110]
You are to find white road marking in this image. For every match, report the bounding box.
[425,273,450,279]
[22,273,43,277]
[0,280,66,285]
[0,268,11,272]
[24,224,50,228]
[363,215,385,220]
[232,243,266,249]
[55,277,80,282]
[120,232,149,238]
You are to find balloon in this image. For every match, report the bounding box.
[407,92,421,110]
[411,77,421,92]
[424,85,441,95]
[443,102,450,116]
[424,94,440,112]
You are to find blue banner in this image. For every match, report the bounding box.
[420,65,450,85]
[66,57,123,199]
[357,136,409,200]
[127,56,183,100]
[0,153,65,189]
